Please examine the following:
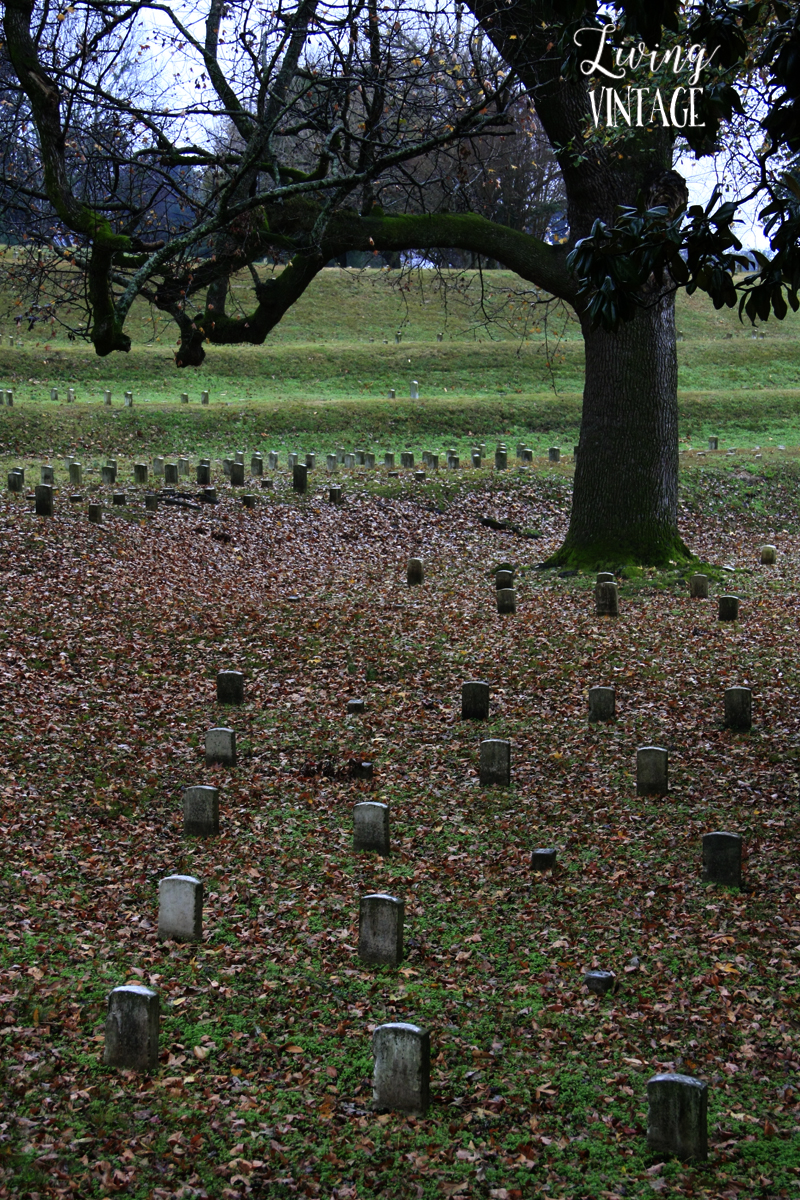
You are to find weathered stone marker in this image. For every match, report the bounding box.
[201,390,209,405]
[702,831,742,887]
[353,802,390,854]
[34,484,53,517]
[646,1073,708,1161]
[196,463,211,485]
[183,785,220,835]
[637,745,668,796]
[708,436,718,450]
[112,492,126,506]
[347,698,365,714]
[596,581,618,616]
[410,380,419,400]
[104,985,160,1072]
[400,451,414,468]
[268,451,278,469]
[329,485,343,504]
[293,463,308,493]
[145,495,158,513]
[40,465,54,485]
[8,470,23,493]
[479,739,511,786]
[496,587,516,614]
[104,389,112,406]
[760,544,777,564]
[584,969,615,996]
[133,463,148,484]
[588,686,615,722]
[124,391,133,407]
[548,446,561,462]
[205,727,236,767]
[372,1023,430,1113]
[101,465,116,485]
[495,569,514,589]
[158,875,203,941]
[69,462,82,486]
[384,452,395,468]
[724,686,752,731]
[689,573,709,598]
[88,503,103,525]
[230,462,245,487]
[530,848,557,872]
[164,463,179,485]
[359,894,404,965]
[251,454,263,476]
[718,595,740,621]
[407,557,424,585]
[180,392,189,405]
[494,448,507,470]
[217,670,244,706]
[462,680,490,720]
[242,493,255,510]
[153,456,165,477]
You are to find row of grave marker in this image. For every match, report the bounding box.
[99,982,709,1157]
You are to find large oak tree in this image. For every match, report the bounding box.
[2,0,799,565]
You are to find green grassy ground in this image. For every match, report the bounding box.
[1,269,799,458]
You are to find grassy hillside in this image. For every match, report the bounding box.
[0,267,798,456]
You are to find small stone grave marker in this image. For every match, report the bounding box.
[134,463,148,484]
[69,462,82,486]
[353,802,390,854]
[347,698,365,714]
[104,985,160,1072]
[230,462,245,486]
[145,495,158,513]
[205,728,235,767]
[702,831,742,887]
[760,544,777,565]
[462,680,489,720]
[595,581,618,616]
[548,446,561,462]
[35,484,53,516]
[531,848,557,872]
[494,448,507,470]
[479,739,510,786]
[724,686,751,731]
[40,465,54,485]
[407,558,424,586]
[372,1023,430,1113]
[329,485,343,504]
[196,463,210,485]
[183,785,220,835]
[584,969,615,995]
[359,894,404,965]
[646,1074,708,1161]
[718,595,740,621]
[293,463,308,493]
[496,587,516,614]
[88,503,103,525]
[164,463,179,485]
[689,574,708,598]
[410,380,419,400]
[637,745,668,796]
[217,670,244,705]
[588,686,615,722]
[158,875,203,941]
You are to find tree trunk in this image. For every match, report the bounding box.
[551,287,688,567]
